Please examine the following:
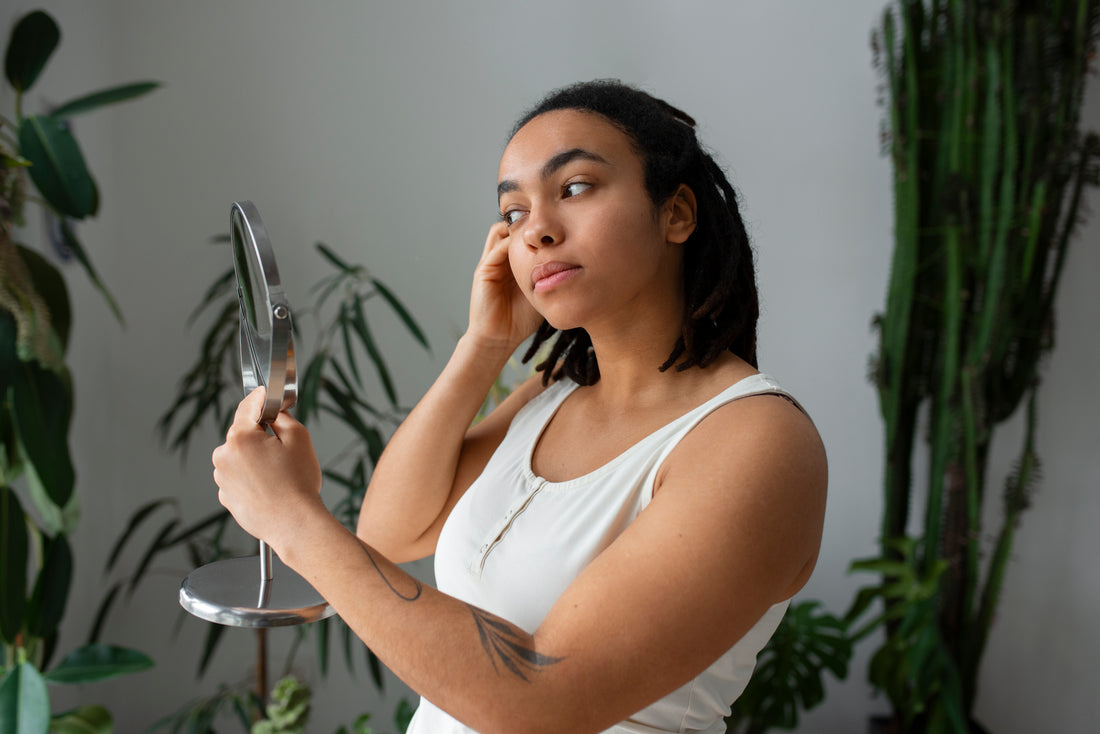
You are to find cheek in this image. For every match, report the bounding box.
[507,238,529,287]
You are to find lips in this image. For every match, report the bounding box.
[531,261,581,292]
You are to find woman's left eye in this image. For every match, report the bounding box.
[563,182,591,198]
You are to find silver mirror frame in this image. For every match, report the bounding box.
[180,201,333,628]
[230,200,297,423]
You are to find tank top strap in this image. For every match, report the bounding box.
[638,372,806,508]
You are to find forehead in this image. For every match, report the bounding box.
[498,109,639,181]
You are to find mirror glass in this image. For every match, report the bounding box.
[232,213,268,340]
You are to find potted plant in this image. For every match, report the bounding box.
[847,1,1099,732]
[0,8,158,731]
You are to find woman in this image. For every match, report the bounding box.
[213,80,827,734]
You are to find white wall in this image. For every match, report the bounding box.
[4,1,1096,732]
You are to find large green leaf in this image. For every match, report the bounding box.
[22,465,79,538]
[728,600,852,732]
[49,81,161,120]
[14,245,71,353]
[17,115,97,220]
[43,644,152,684]
[4,10,59,93]
[10,362,74,508]
[0,485,29,644]
[49,705,111,734]
[0,662,50,734]
[27,532,72,639]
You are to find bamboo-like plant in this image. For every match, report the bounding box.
[847,1,1100,732]
[1,10,157,732]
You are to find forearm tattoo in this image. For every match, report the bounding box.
[468,605,564,681]
[360,543,423,601]
[359,542,561,679]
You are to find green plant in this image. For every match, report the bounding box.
[147,682,258,734]
[97,240,430,731]
[724,601,851,734]
[852,1,1100,731]
[243,674,413,734]
[252,676,311,734]
[1,9,157,731]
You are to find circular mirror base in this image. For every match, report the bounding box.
[180,555,335,628]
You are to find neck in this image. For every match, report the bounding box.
[583,315,697,410]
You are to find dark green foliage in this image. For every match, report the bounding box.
[0,486,28,644]
[26,533,72,642]
[726,601,852,734]
[853,1,1100,731]
[10,360,74,509]
[0,9,158,731]
[3,10,58,92]
[42,644,153,685]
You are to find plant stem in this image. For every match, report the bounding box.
[256,628,268,713]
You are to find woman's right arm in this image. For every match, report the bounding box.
[356,223,544,562]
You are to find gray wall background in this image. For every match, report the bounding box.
[4,1,1097,731]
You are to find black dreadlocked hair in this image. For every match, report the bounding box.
[511,79,759,386]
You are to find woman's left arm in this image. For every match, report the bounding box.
[213,391,826,734]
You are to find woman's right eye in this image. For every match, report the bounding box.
[501,208,525,226]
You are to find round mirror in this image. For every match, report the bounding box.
[230,200,296,425]
[180,201,333,628]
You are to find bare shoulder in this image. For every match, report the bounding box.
[665,388,826,488]
[655,388,828,599]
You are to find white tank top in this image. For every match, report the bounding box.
[407,372,800,734]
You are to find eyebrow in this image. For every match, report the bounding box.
[497,148,610,200]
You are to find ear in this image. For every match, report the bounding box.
[663,184,697,244]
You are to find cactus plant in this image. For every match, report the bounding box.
[848,1,1100,731]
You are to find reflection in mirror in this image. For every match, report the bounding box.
[232,216,263,336]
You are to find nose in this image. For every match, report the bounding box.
[522,207,562,249]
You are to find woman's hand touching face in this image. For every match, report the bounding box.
[466,221,543,352]
[211,387,324,552]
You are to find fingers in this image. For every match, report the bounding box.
[269,408,313,449]
[233,386,268,426]
[481,221,510,259]
[478,223,514,276]
[223,389,310,451]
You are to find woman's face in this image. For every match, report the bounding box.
[496,109,686,334]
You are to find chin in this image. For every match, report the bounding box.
[542,312,583,333]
